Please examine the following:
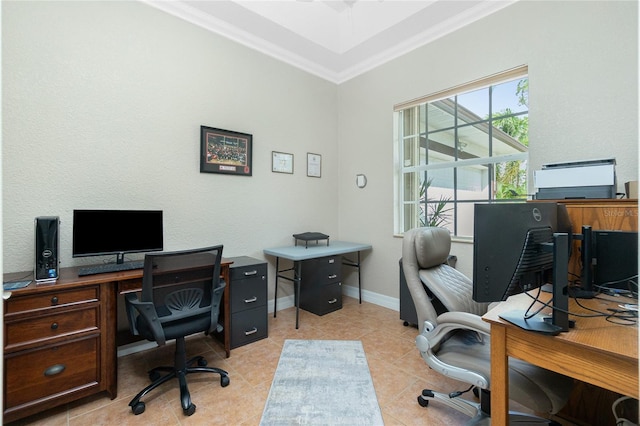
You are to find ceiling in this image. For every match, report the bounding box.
[142,0,517,83]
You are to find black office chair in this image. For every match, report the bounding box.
[125,245,230,416]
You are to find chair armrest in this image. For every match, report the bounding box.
[125,293,166,345]
[435,311,491,335]
[417,312,489,352]
[208,280,226,335]
[416,312,491,389]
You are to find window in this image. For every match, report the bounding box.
[394,66,529,237]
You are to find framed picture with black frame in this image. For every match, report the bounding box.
[200,126,253,176]
[272,151,294,174]
[307,152,321,178]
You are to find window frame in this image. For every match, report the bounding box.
[394,66,529,237]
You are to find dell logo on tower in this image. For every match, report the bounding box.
[532,208,542,222]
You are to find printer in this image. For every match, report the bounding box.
[534,158,617,199]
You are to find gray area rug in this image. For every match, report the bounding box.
[260,339,383,425]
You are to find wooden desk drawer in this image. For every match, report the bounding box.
[5,307,99,351]
[4,335,99,409]
[5,287,99,314]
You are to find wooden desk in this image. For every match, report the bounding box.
[3,260,231,423]
[483,292,638,425]
[532,199,638,278]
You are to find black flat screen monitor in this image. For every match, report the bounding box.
[592,230,638,294]
[72,209,163,263]
[473,202,571,334]
[473,202,559,303]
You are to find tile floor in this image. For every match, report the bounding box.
[9,296,551,425]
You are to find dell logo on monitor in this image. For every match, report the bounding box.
[532,208,542,222]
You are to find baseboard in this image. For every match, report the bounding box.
[342,284,400,311]
[117,339,157,357]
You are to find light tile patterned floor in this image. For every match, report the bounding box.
[8,296,541,425]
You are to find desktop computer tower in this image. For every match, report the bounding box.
[34,216,60,283]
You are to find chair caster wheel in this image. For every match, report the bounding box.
[417,395,429,407]
[184,403,196,416]
[221,375,230,387]
[131,401,146,415]
[197,358,207,367]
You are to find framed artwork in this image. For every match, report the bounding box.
[307,153,321,178]
[200,126,253,176]
[272,151,294,174]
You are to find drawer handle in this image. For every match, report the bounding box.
[51,296,59,305]
[245,327,258,336]
[328,274,337,279]
[244,270,258,276]
[328,298,338,304]
[51,322,59,330]
[44,364,66,377]
[244,296,258,304]
[328,259,335,264]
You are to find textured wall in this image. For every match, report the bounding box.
[2,0,339,301]
[337,0,638,292]
[3,1,637,306]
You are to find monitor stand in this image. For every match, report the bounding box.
[499,310,563,335]
[498,233,571,335]
[567,286,596,299]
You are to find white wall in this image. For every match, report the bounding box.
[3,1,638,307]
[337,0,638,292]
[2,1,338,305]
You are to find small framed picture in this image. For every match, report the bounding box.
[272,151,294,174]
[200,126,253,176]
[307,153,321,178]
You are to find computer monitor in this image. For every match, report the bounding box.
[472,202,571,334]
[72,209,164,264]
[592,230,639,295]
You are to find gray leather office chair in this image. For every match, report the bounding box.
[402,227,573,425]
[125,245,230,416]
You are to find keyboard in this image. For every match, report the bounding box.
[78,260,144,276]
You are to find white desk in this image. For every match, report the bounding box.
[263,241,372,328]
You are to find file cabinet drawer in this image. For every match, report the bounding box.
[300,281,342,316]
[5,335,99,409]
[230,260,267,282]
[5,306,99,351]
[300,255,342,285]
[230,307,268,348]
[230,277,267,313]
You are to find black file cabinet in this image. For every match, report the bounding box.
[228,256,268,349]
[298,255,342,316]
